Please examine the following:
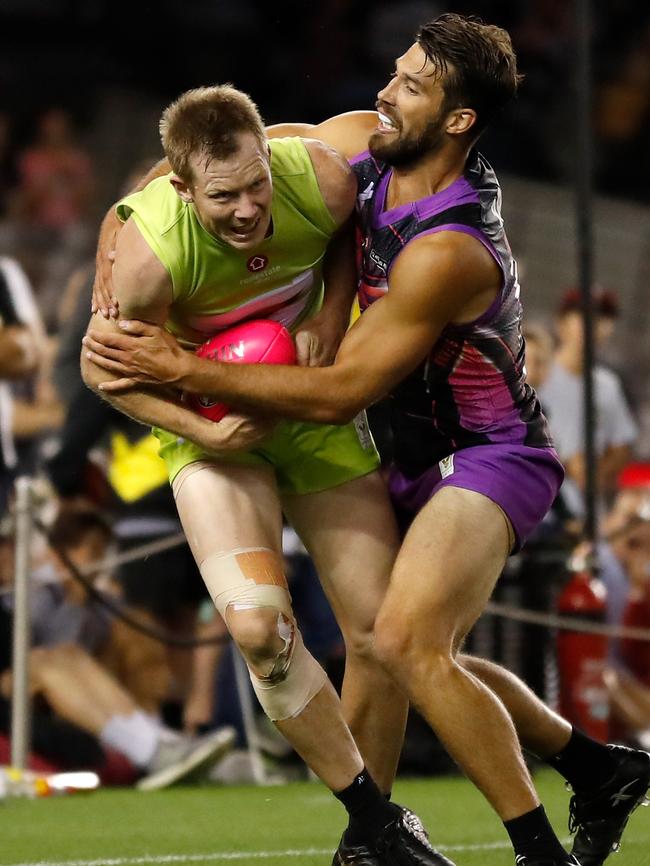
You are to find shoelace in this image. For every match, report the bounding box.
[568,794,623,854]
[400,809,435,851]
[567,796,580,835]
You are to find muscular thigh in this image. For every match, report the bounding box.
[384,486,512,649]
[172,460,284,564]
[282,470,400,634]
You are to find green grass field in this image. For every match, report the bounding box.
[0,771,648,866]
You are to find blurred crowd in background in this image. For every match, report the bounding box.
[0,0,649,788]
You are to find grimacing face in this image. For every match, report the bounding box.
[173,132,273,250]
[370,42,451,167]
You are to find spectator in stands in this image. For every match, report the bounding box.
[0,508,235,787]
[7,108,96,329]
[0,256,45,515]
[11,108,94,234]
[540,287,638,519]
[522,322,577,540]
[597,483,650,749]
[522,323,554,393]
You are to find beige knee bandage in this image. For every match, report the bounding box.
[199,547,327,721]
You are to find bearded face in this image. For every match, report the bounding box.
[368,43,455,169]
[368,108,449,167]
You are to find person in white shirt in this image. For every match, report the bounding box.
[540,287,637,518]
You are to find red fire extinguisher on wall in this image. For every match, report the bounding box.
[557,555,610,741]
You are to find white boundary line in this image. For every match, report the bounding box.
[9,834,635,866]
[3,840,519,866]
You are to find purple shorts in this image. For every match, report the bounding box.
[388,444,564,552]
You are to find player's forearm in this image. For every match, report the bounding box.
[178,355,366,425]
[81,351,206,443]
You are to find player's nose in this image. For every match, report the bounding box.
[377,78,396,103]
[233,194,257,221]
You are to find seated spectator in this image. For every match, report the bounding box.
[0,509,235,787]
[596,483,650,748]
[540,287,638,519]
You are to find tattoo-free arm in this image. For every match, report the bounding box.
[85,232,501,424]
[83,218,208,440]
[93,158,173,317]
[294,139,358,366]
[267,111,377,160]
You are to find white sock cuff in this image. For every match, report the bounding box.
[99,710,159,768]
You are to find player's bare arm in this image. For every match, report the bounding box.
[294,138,357,366]
[84,231,501,422]
[93,158,174,317]
[267,111,378,161]
[83,219,273,452]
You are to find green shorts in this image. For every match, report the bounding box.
[154,412,380,496]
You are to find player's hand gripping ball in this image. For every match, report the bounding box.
[187,319,296,422]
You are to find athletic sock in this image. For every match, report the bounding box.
[334,769,400,843]
[99,710,160,768]
[504,805,568,861]
[545,727,617,792]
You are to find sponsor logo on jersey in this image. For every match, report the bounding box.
[246,254,268,273]
[240,264,281,285]
[439,454,455,479]
[369,248,387,272]
[358,182,375,203]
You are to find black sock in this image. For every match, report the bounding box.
[504,805,567,861]
[545,727,617,792]
[334,769,399,843]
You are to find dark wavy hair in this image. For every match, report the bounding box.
[416,14,522,138]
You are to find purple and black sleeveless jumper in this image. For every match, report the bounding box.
[351,149,564,547]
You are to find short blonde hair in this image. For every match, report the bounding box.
[159,84,266,182]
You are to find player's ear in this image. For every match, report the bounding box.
[170,174,194,203]
[446,108,477,137]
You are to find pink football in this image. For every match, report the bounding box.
[187,319,296,422]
